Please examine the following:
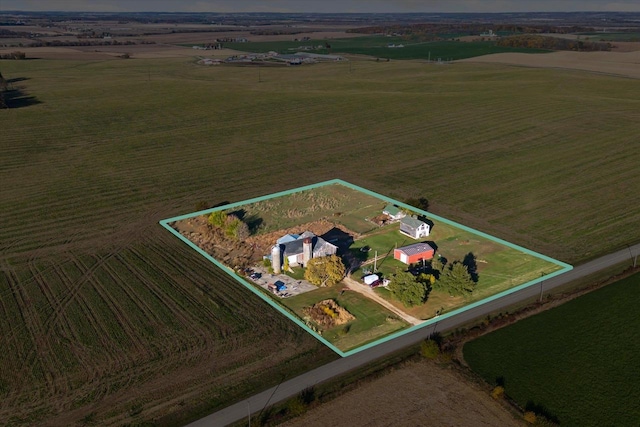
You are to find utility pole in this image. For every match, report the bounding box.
[627,245,637,268]
[374,250,378,272]
[539,272,545,303]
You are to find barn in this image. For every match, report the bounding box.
[394,242,435,265]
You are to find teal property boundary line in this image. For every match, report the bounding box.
[159,178,572,358]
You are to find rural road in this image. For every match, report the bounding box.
[187,243,640,427]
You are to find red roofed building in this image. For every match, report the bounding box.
[393,242,435,265]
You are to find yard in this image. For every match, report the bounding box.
[349,217,563,319]
[240,184,384,236]
[281,286,409,352]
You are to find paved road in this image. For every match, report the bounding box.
[187,243,639,427]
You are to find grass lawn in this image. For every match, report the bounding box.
[281,286,409,351]
[349,219,562,319]
[463,273,640,427]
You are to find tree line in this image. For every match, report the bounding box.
[347,23,599,38]
[497,34,611,51]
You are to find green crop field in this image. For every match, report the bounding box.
[223,35,550,60]
[579,32,640,41]
[1,55,639,425]
[463,272,640,426]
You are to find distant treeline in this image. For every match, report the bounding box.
[348,23,597,37]
[497,35,611,51]
[20,40,154,47]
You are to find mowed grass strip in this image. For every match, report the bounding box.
[463,273,640,427]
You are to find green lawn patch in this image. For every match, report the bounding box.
[282,286,408,352]
[463,273,640,426]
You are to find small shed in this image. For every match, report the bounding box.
[383,203,406,221]
[394,242,435,265]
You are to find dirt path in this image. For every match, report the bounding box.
[281,359,523,427]
[343,276,422,326]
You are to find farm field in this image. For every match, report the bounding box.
[463,272,640,426]
[462,49,640,79]
[1,56,640,424]
[223,35,550,59]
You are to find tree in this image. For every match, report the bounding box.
[208,210,227,228]
[436,261,475,295]
[404,197,429,212]
[430,256,444,277]
[417,272,436,287]
[388,271,430,307]
[304,255,345,287]
[463,252,479,283]
[420,339,440,359]
[224,214,249,240]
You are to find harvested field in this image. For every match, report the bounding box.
[281,360,522,427]
[1,56,639,424]
[460,50,640,79]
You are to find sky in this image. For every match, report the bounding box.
[3,0,640,13]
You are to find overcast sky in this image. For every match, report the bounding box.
[3,0,640,13]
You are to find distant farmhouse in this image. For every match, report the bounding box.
[394,242,435,265]
[382,203,406,221]
[271,231,338,274]
[399,216,430,239]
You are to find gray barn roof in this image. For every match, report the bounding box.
[396,242,434,257]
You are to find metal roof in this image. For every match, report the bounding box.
[396,242,434,257]
[383,203,401,216]
[400,216,426,229]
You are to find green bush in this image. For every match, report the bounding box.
[420,339,440,359]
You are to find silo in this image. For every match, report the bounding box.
[302,237,313,266]
[271,244,281,274]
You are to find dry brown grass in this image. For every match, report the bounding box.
[460,50,640,79]
[281,360,523,427]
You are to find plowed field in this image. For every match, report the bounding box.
[1,56,639,424]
